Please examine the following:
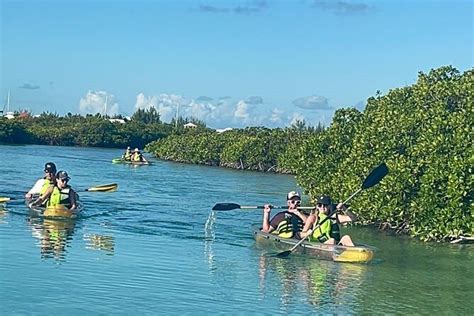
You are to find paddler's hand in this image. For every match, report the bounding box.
[263,204,271,214]
[336,203,346,213]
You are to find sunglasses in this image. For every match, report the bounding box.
[317,203,328,207]
[289,200,301,205]
[44,170,54,174]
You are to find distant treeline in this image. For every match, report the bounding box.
[147,66,473,242]
[0,107,207,148]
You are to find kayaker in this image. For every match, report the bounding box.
[47,170,79,211]
[261,191,308,238]
[300,195,356,246]
[25,162,57,203]
[131,148,148,163]
[122,146,132,161]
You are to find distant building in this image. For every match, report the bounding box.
[216,127,233,133]
[108,118,126,124]
[184,122,197,128]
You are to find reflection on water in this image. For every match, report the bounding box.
[84,234,115,254]
[204,211,216,269]
[28,217,76,261]
[0,205,7,224]
[258,254,367,312]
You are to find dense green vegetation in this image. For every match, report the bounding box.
[147,66,473,241]
[146,123,324,172]
[0,108,206,148]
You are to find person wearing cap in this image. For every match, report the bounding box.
[122,146,132,161]
[25,162,58,203]
[300,195,356,246]
[131,148,148,163]
[261,191,308,239]
[47,170,79,211]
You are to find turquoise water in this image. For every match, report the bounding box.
[0,145,472,314]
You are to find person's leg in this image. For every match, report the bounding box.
[323,238,336,245]
[339,235,355,246]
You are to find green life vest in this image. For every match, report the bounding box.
[132,153,141,161]
[48,186,72,208]
[272,214,303,238]
[309,213,332,243]
[40,179,54,195]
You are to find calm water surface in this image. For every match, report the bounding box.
[0,145,472,314]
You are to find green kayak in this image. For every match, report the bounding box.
[252,225,375,263]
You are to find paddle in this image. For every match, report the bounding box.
[275,162,389,258]
[83,183,118,192]
[212,203,315,211]
[0,183,119,203]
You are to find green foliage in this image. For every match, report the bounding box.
[147,126,322,172]
[292,66,472,242]
[131,107,161,124]
[0,109,177,148]
[147,65,473,242]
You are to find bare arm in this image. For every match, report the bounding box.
[300,213,317,239]
[335,203,357,224]
[288,208,308,223]
[69,189,77,211]
[30,185,54,207]
[261,204,273,233]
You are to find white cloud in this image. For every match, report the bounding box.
[292,95,330,110]
[270,108,284,123]
[79,90,118,115]
[234,100,250,119]
[131,92,333,128]
[289,112,306,125]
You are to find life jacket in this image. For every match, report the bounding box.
[40,178,55,195]
[48,186,72,208]
[331,221,341,243]
[309,213,333,243]
[132,153,142,162]
[39,178,55,206]
[124,150,131,160]
[272,213,303,238]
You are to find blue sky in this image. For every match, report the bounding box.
[1,0,472,128]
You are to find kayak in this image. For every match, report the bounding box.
[112,158,150,165]
[27,201,83,219]
[252,225,375,263]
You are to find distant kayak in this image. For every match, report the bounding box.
[112,158,151,165]
[252,225,375,263]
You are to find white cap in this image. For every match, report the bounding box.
[287,191,301,200]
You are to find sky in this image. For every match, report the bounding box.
[1,0,472,129]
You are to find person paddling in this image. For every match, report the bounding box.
[47,171,79,211]
[122,146,132,161]
[25,162,57,204]
[131,148,148,163]
[261,191,308,238]
[300,195,356,246]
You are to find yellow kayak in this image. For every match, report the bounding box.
[27,202,82,219]
[252,225,375,263]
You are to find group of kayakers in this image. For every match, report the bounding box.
[25,162,79,211]
[261,191,356,246]
[121,146,148,163]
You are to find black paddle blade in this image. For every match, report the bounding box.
[362,162,389,190]
[275,250,292,258]
[212,203,241,211]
